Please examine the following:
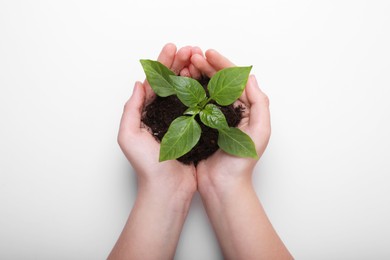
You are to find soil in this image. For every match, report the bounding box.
[142,76,243,165]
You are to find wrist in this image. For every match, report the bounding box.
[197,170,253,199]
[137,177,196,212]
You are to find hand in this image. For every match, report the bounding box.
[190,50,292,260]
[110,44,201,260]
[191,50,271,190]
[118,43,198,196]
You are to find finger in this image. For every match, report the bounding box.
[246,75,270,131]
[238,88,250,108]
[189,64,201,79]
[180,67,191,77]
[157,43,177,68]
[189,47,204,79]
[119,81,145,135]
[171,46,192,75]
[142,79,157,106]
[192,46,203,56]
[191,53,216,78]
[205,49,235,70]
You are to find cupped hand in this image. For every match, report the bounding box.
[192,50,271,189]
[118,43,199,195]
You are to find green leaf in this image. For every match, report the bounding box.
[208,66,252,106]
[140,59,175,97]
[218,127,258,158]
[184,107,201,116]
[159,116,201,161]
[200,104,229,130]
[169,75,207,107]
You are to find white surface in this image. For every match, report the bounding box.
[1,0,390,259]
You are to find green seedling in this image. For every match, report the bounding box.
[140,59,258,162]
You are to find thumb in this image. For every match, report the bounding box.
[246,75,271,134]
[119,81,146,135]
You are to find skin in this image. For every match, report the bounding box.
[109,44,198,260]
[193,50,293,260]
[109,44,293,260]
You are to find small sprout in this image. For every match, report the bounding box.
[140,59,257,162]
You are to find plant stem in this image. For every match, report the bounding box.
[199,97,212,109]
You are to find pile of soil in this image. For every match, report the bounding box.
[142,77,243,165]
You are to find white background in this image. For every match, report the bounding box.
[1,0,389,259]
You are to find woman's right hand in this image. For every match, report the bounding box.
[191,50,271,192]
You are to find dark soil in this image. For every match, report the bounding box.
[142,77,243,165]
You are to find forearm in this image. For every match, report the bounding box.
[108,184,194,260]
[199,177,292,260]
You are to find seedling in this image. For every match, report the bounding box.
[140,59,258,162]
